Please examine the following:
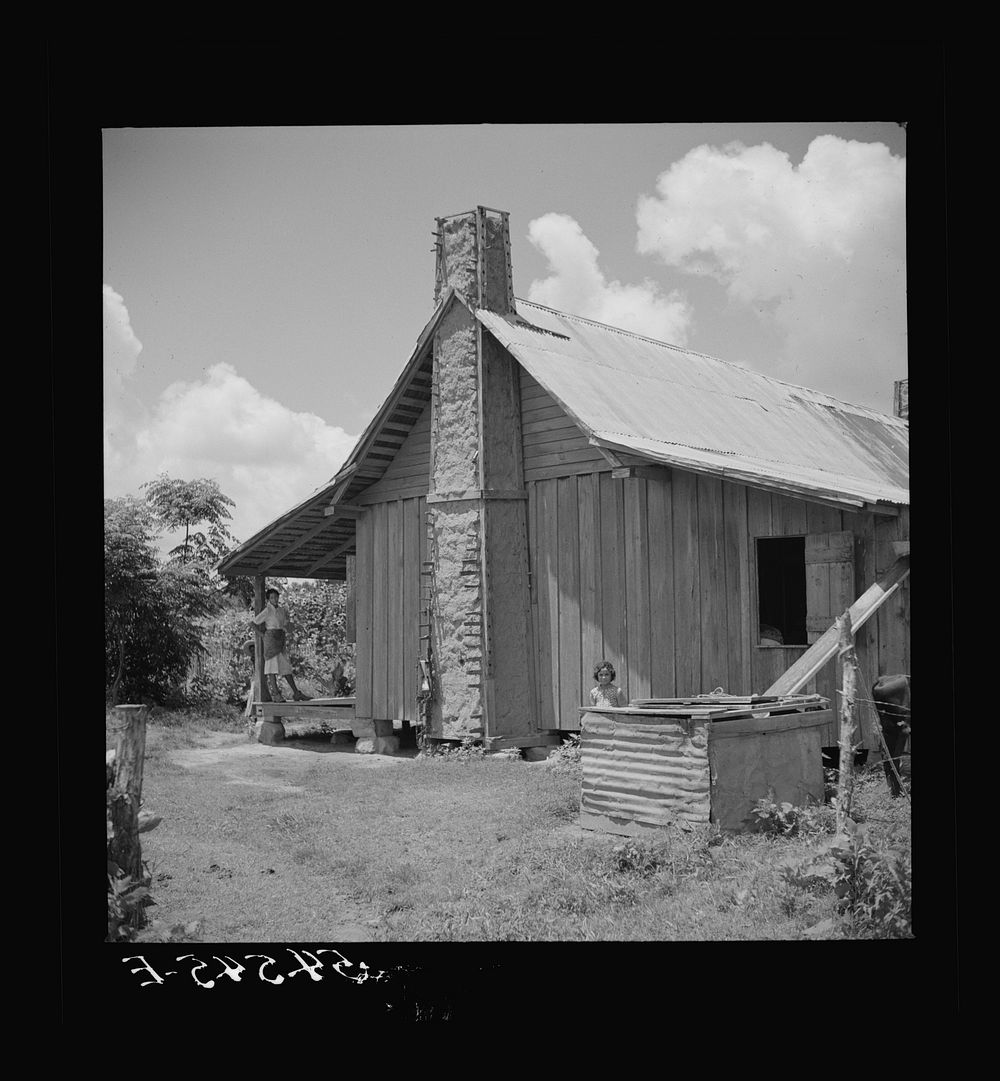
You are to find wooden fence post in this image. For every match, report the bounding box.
[108,704,149,881]
[835,613,859,833]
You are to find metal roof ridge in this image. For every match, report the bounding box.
[591,427,900,481]
[590,429,908,502]
[511,298,905,422]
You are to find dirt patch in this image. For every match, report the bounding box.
[169,732,415,789]
[140,731,424,941]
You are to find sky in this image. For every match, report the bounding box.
[103,123,907,554]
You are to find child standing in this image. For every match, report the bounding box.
[589,660,627,707]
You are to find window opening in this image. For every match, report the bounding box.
[756,536,807,646]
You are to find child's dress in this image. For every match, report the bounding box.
[590,684,627,707]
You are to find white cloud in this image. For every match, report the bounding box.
[103,288,358,549]
[104,284,143,384]
[526,212,693,346]
[104,284,148,474]
[635,136,906,395]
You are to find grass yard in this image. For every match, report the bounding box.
[110,709,912,942]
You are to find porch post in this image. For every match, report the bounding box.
[254,574,271,702]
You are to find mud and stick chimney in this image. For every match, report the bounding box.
[426,209,535,744]
[434,207,515,313]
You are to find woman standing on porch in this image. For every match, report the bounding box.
[250,587,310,702]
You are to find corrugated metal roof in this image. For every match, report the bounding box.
[478,301,908,508]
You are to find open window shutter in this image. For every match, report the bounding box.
[804,531,854,644]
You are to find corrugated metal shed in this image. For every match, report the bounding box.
[478,301,908,509]
[579,707,712,831]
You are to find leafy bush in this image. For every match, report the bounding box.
[546,733,582,775]
[105,497,211,705]
[751,794,834,837]
[831,832,912,938]
[607,838,667,878]
[107,870,152,941]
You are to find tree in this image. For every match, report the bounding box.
[141,474,236,567]
[104,496,210,704]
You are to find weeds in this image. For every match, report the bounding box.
[545,733,582,775]
[831,830,912,938]
[417,737,487,762]
[750,794,835,837]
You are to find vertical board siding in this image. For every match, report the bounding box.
[805,503,844,720]
[599,473,627,690]
[357,496,426,722]
[876,508,910,680]
[623,478,651,703]
[647,475,676,698]
[672,469,701,696]
[371,502,389,720]
[722,482,751,695]
[537,479,559,728]
[578,473,604,702]
[557,476,582,728]
[402,498,420,721]
[525,466,908,740]
[354,509,373,719]
[697,475,729,693]
[387,499,404,718]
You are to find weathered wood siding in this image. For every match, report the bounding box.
[527,467,910,742]
[356,400,431,504]
[520,370,607,483]
[353,496,426,722]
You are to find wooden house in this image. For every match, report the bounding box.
[219,207,909,755]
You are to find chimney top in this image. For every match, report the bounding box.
[893,378,908,422]
[434,206,514,314]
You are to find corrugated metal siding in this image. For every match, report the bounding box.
[580,709,711,828]
[479,302,908,508]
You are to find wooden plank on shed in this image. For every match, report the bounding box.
[526,458,616,483]
[557,476,582,728]
[722,481,751,695]
[624,477,651,703]
[697,474,729,694]
[371,501,388,720]
[599,472,627,693]
[537,479,559,728]
[387,498,404,719]
[354,510,373,719]
[804,505,844,734]
[647,472,676,698]
[578,473,603,715]
[775,493,808,536]
[746,485,773,693]
[402,497,419,722]
[672,469,701,696]
[876,513,909,680]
